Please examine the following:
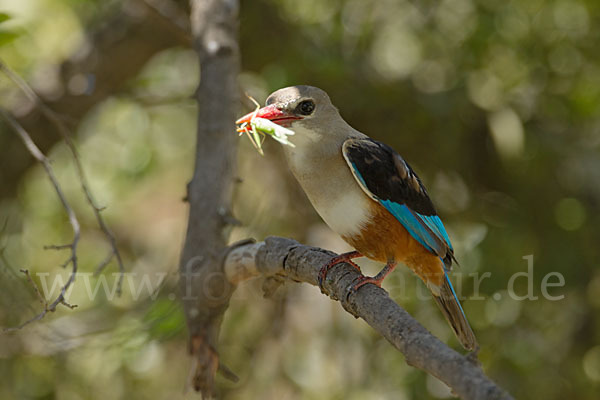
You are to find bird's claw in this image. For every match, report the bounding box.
[345,275,383,302]
[317,267,327,292]
[317,263,334,294]
[318,253,363,294]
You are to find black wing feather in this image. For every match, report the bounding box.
[343,138,436,215]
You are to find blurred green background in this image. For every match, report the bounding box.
[1,0,599,399]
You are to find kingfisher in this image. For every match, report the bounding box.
[236,85,477,350]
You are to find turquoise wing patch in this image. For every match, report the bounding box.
[348,160,453,257]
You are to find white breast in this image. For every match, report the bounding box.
[310,185,371,237]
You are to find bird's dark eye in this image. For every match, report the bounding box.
[297,100,315,116]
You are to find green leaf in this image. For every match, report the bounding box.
[0,30,19,46]
[0,13,11,24]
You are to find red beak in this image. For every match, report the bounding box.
[236,105,302,126]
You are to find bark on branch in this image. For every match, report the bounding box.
[221,237,513,400]
[179,0,240,396]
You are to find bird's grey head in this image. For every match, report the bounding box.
[237,85,360,154]
[263,85,338,129]
[241,86,353,144]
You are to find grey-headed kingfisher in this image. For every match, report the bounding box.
[236,85,477,351]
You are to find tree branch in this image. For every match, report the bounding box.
[223,237,513,400]
[0,60,126,295]
[0,110,80,332]
[0,0,191,202]
[179,0,240,396]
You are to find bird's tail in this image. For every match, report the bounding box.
[432,272,478,351]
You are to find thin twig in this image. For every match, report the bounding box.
[44,244,73,250]
[0,59,125,295]
[19,269,48,308]
[0,110,80,332]
[94,252,115,276]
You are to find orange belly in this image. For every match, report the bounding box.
[342,200,445,290]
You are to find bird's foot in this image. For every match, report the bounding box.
[350,275,384,291]
[345,262,396,299]
[318,251,362,293]
[343,275,384,303]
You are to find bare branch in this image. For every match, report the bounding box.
[19,269,48,309]
[0,0,191,203]
[1,0,194,329]
[44,244,73,250]
[0,60,125,295]
[179,0,240,396]
[0,111,80,332]
[221,237,513,400]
